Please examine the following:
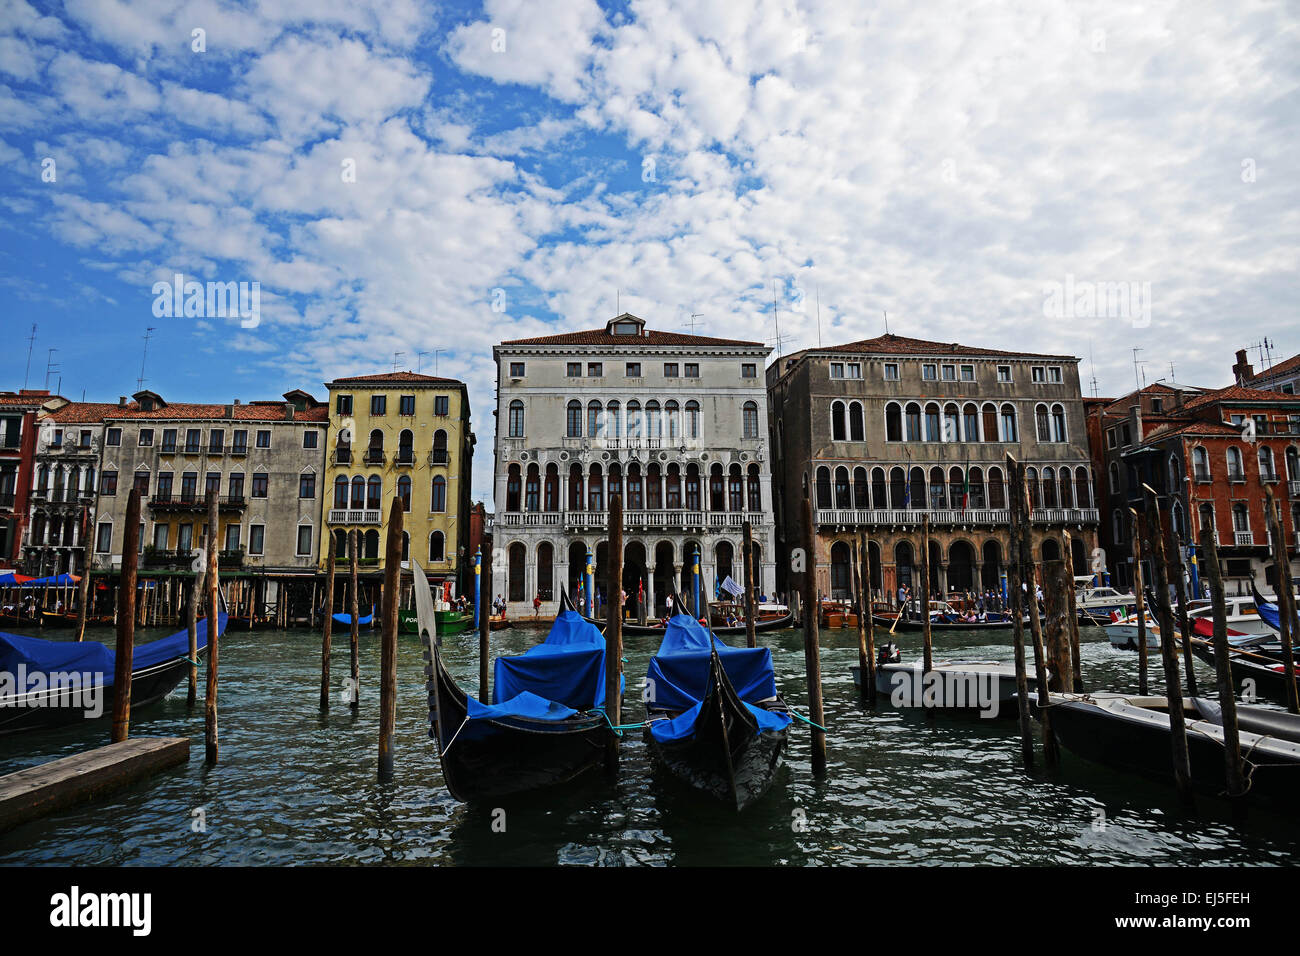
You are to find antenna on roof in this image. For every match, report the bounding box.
[44,348,60,391]
[22,323,35,390]
[431,349,445,377]
[771,280,784,357]
[136,327,155,391]
[393,351,404,372]
[416,350,429,374]
[1089,340,1099,398]
[883,310,889,335]
[1168,361,1176,383]
[1131,347,1146,391]
[685,313,703,333]
[816,285,821,347]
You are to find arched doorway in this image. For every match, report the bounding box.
[654,541,675,619]
[830,541,851,600]
[948,541,975,592]
[508,542,526,602]
[1071,536,1087,577]
[1042,538,1061,563]
[715,540,734,591]
[981,540,1002,591]
[894,541,914,592]
[567,540,588,604]
[537,542,554,601]
[624,540,647,617]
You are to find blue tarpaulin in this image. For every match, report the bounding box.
[333,606,374,625]
[20,574,78,587]
[650,696,791,743]
[645,614,779,714]
[0,614,220,686]
[492,610,611,711]
[468,692,578,722]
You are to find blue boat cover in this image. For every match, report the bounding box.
[333,609,374,625]
[645,614,780,713]
[650,697,791,743]
[1256,596,1281,631]
[468,692,578,722]
[0,614,221,687]
[491,610,611,712]
[21,574,78,587]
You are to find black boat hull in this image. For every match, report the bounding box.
[646,651,787,811]
[1188,641,1298,703]
[0,649,204,736]
[422,635,613,803]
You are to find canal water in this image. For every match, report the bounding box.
[3,621,1299,866]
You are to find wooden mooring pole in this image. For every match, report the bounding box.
[320,545,336,712]
[378,499,402,780]
[204,491,220,765]
[1014,459,1056,763]
[1264,486,1299,714]
[1006,454,1033,767]
[1062,529,1083,692]
[110,489,140,744]
[479,537,492,701]
[1143,485,1193,803]
[859,530,877,705]
[742,520,757,649]
[1199,525,1247,799]
[605,495,623,774]
[1165,520,1198,698]
[1043,560,1072,692]
[1131,509,1149,695]
[800,493,827,777]
[186,566,199,706]
[349,529,360,711]
[76,505,92,642]
[920,514,933,681]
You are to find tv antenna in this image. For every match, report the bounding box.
[428,349,445,377]
[22,324,35,390]
[137,327,155,391]
[393,351,404,372]
[685,312,703,333]
[883,309,890,335]
[816,285,821,347]
[1089,340,1099,397]
[44,348,60,391]
[1131,347,1146,391]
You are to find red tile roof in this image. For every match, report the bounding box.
[499,329,766,348]
[808,333,1076,360]
[327,371,464,386]
[1247,352,1300,385]
[1178,383,1299,412]
[97,401,329,422]
[44,402,121,423]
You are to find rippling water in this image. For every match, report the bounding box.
[2,621,1298,866]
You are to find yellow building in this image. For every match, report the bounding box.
[320,372,474,592]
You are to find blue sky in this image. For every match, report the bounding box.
[1,0,1298,504]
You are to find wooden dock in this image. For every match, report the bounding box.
[0,737,190,832]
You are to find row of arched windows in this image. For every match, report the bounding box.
[335,428,448,464]
[553,400,761,441]
[331,474,447,512]
[813,464,1093,511]
[330,528,448,562]
[504,460,764,513]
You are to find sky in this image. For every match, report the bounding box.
[1,0,1297,506]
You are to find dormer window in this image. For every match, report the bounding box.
[606,313,646,336]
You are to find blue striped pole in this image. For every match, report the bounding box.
[472,547,481,630]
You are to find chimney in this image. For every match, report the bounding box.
[118,396,127,407]
[1129,404,1142,444]
[234,399,241,405]
[283,403,294,421]
[1233,348,1254,386]
[224,403,234,418]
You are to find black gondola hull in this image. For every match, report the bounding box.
[1188,642,1298,703]
[0,650,204,736]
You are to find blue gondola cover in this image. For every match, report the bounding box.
[467,692,579,722]
[491,610,611,712]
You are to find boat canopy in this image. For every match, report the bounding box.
[491,609,613,712]
[20,574,79,587]
[646,614,779,713]
[0,573,33,586]
[0,614,221,685]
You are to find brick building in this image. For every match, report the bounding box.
[0,390,58,570]
[767,334,1100,602]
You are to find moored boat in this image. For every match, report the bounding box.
[416,571,619,802]
[644,613,790,811]
[853,656,1033,717]
[0,614,224,736]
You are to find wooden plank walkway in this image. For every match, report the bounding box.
[0,737,190,832]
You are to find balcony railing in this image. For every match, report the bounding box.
[332,449,352,465]
[328,508,382,525]
[364,450,386,465]
[395,450,415,467]
[812,507,1099,527]
[148,493,247,512]
[429,449,449,466]
[1235,531,1254,547]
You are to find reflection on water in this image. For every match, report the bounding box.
[1,622,1298,865]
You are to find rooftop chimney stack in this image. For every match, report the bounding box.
[1233,348,1254,386]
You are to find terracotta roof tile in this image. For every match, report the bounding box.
[499,329,766,348]
[809,333,1076,361]
[44,402,121,423]
[1178,383,1299,411]
[100,401,329,422]
[327,371,465,385]
[1247,352,1300,385]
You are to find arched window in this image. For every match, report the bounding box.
[431,476,447,512]
[537,542,554,600]
[943,403,960,442]
[363,529,379,560]
[1042,467,1057,508]
[1287,446,1300,481]
[853,467,869,509]
[849,402,865,441]
[686,400,701,439]
[929,466,946,509]
[429,530,445,562]
[834,466,851,508]
[607,462,622,502]
[627,401,642,439]
[1026,467,1040,509]
[1058,467,1072,507]
[1035,404,1050,442]
[627,463,643,510]
[1000,404,1018,442]
[544,464,559,512]
[909,467,925,509]
[568,463,583,511]
[508,543,526,602]
[1109,461,1120,494]
[831,401,846,441]
[1227,447,1244,481]
[666,464,681,509]
[709,464,725,511]
[367,428,384,463]
[1259,446,1276,481]
[505,464,521,512]
[684,463,701,510]
[815,466,832,509]
[924,403,940,441]
[607,400,621,439]
[334,475,348,508]
[747,464,761,512]
[872,467,887,508]
[350,475,365,508]
[397,475,411,511]
[905,402,921,441]
[587,401,602,439]
[982,403,998,443]
[1199,503,1215,535]
[1193,446,1210,481]
[588,464,604,511]
[988,467,1006,509]
[646,401,661,439]
[508,400,525,438]
[398,429,414,464]
[1075,466,1091,508]
[969,467,986,508]
[889,467,906,508]
[432,429,447,465]
[729,464,744,512]
[566,401,582,438]
[525,463,540,511]
[365,475,381,509]
[647,463,662,509]
[666,401,680,440]
[1050,404,1067,442]
[885,403,902,442]
[742,401,758,439]
[963,403,979,441]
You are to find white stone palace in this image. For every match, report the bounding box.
[491,313,776,617]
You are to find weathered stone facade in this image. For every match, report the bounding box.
[767,334,1100,602]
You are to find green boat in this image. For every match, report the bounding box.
[399,608,474,636]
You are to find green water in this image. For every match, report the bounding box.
[2,623,1298,865]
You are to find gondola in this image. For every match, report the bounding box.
[332,605,375,627]
[565,590,793,635]
[415,567,619,802]
[0,613,224,736]
[644,612,791,811]
[1045,691,1300,804]
[1186,625,1299,703]
[870,610,1016,632]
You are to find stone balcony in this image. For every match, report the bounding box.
[813,507,1099,528]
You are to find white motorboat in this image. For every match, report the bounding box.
[850,659,1039,718]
